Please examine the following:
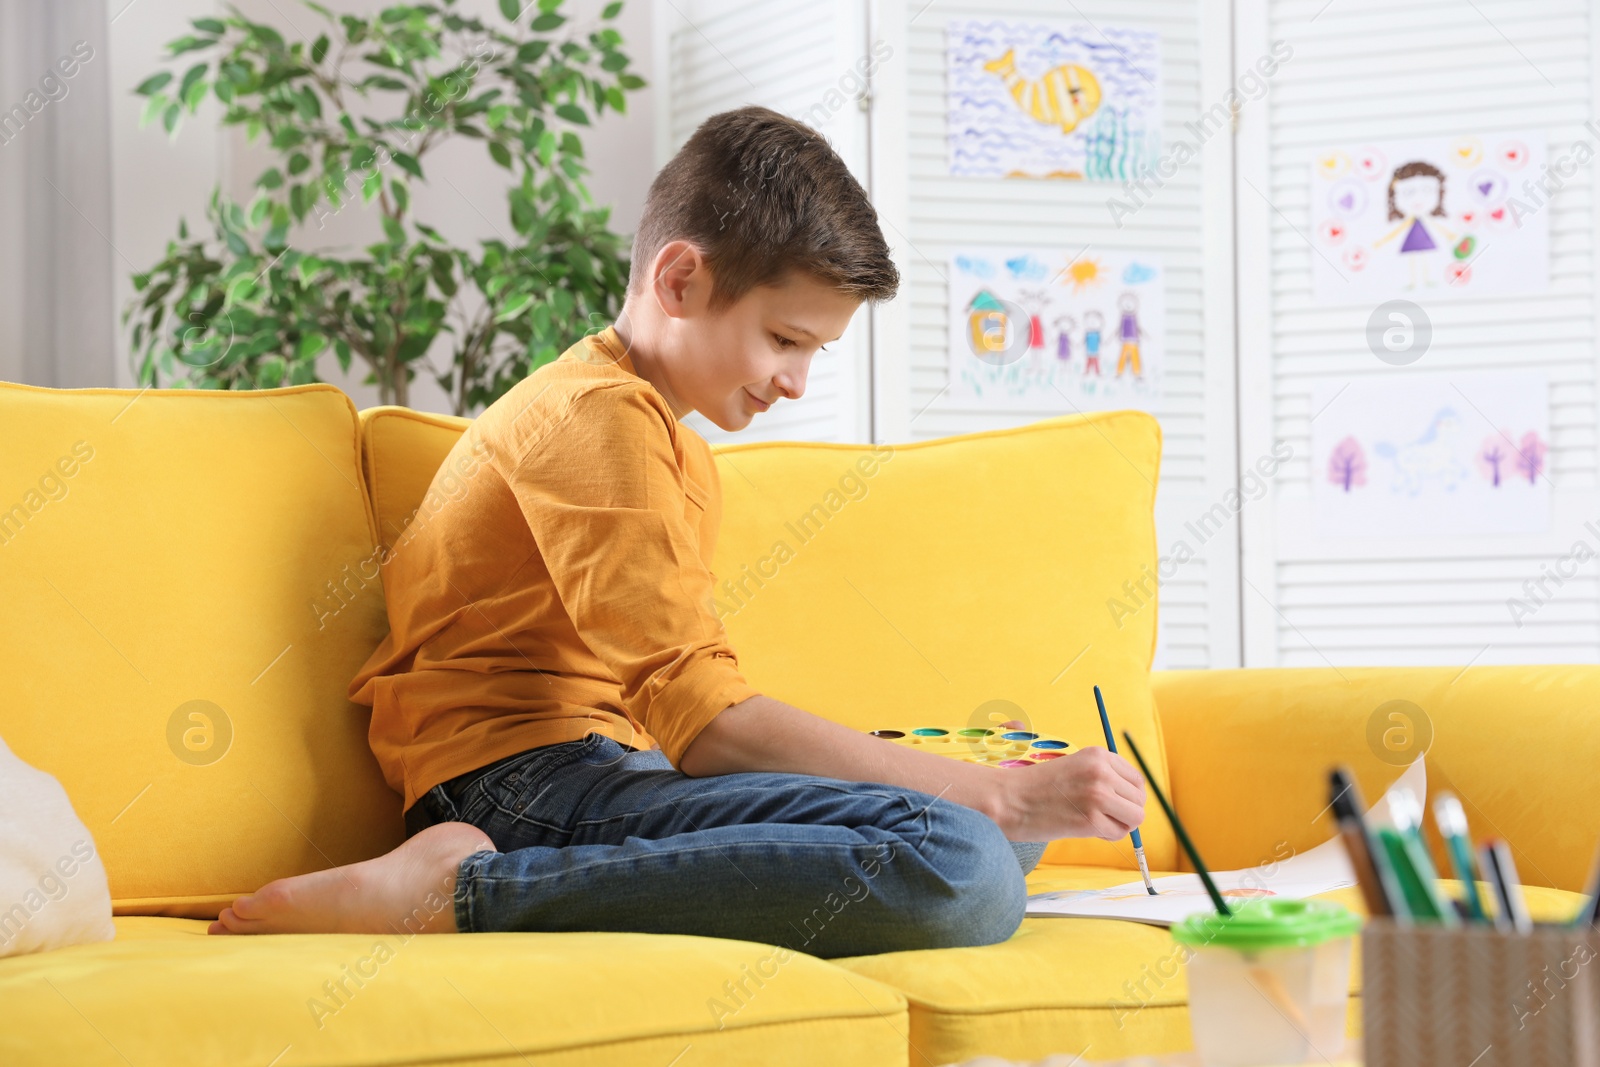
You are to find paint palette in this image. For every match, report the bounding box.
[865,724,1071,766]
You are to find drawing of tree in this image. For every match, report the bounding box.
[1516,431,1549,484]
[1477,432,1513,487]
[1328,435,1367,492]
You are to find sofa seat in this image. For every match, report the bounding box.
[0,919,907,1067]
[833,864,1590,1067]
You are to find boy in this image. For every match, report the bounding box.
[208,106,1146,957]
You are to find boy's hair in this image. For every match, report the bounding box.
[629,106,899,308]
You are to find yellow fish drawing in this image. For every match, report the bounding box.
[982,49,1102,134]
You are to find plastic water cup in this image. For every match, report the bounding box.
[1170,899,1360,1066]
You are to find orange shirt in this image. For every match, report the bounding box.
[350,327,761,812]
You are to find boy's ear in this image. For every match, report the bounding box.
[651,240,708,320]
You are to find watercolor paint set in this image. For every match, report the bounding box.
[864,722,1070,767]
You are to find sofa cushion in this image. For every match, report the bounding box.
[357,406,473,553]
[0,919,907,1067]
[1154,665,1600,893]
[711,413,1172,869]
[0,382,403,918]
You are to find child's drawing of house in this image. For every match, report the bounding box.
[966,290,1010,354]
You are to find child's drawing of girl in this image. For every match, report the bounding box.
[1372,161,1458,289]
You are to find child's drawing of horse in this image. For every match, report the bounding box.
[1372,407,1470,496]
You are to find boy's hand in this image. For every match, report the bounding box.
[992,746,1146,843]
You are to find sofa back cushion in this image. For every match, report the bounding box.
[1156,664,1600,892]
[712,413,1172,869]
[357,407,1173,870]
[359,406,474,553]
[0,382,402,918]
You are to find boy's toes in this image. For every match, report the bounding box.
[228,891,265,919]
[209,906,245,935]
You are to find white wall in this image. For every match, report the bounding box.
[106,0,656,412]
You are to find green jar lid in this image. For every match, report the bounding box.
[1170,899,1360,950]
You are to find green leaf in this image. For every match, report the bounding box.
[162,103,182,134]
[600,52,628,72]
[390,179,409,215]
[498,0,521,19]
[134,72,172,96]
[602,1,623,17]
[298,331,329,360]
[382,215,406,245]
[488,141,513,169]
[554,103,588,125]
[362,169,383,202]
[495,291,532,322]
[288,151,311,175]
[617,73,645,90]
[257,167,283,190]
[311,34,330,64]
[192,17,227,34]
[178,62,206,97]
[294,86,322,120]
[182,77,208,110]
[139,93,168,127]
[167,35,214,56]
[531,12,564,31]
[391,151,423,178]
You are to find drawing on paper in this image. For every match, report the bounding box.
[1311,372,1550,537]
[947,247,1163,412]
[947,19,1161,181]
[1309,132,1550,304]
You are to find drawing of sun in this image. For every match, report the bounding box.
[1059,256,1106,292]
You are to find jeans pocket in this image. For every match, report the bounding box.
[482,735,604,822]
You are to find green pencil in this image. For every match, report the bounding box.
[1123,731,1232,917]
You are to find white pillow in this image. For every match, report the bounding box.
[0,736,114,957]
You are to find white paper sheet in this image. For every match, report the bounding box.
[946,18,1161,181]
[946,246,1165,412]
[1025,759,1425,925]
[1310,370,1551,539]
[1307,130,1550,305]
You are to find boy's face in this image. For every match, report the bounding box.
[653,247,861,432]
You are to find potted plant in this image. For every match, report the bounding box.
[124,0,642,414]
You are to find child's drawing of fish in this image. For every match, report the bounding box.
[982,48,1102,134]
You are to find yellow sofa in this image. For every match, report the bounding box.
[0,380,1592,1067]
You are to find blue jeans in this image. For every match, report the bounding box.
[404,734,1040,958]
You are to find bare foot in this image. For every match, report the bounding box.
[208,822,496,936]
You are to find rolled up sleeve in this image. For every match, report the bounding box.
[507,383,760,764]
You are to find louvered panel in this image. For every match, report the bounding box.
[1239,0,1600,666]
[881,0,1238,668]
[655,0,873,445]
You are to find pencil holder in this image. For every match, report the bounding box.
[1362,919,1600,1067]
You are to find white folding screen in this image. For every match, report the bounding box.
[651,0,876,445]
[1236,0,1600,667]
[653,0,1245,668]
[869,0,1242,669]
